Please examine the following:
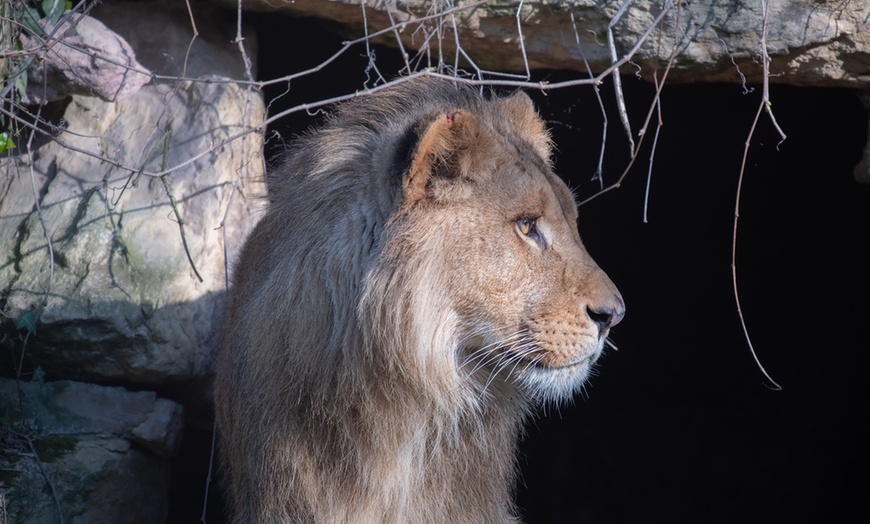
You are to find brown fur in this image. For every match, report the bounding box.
[214,77,624,523]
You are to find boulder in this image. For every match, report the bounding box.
[19,14,150,104]
[0,378,183,523]
[0,1,266,415]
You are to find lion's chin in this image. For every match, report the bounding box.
[516,354,598,403]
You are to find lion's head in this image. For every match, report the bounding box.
[359,88,624,408]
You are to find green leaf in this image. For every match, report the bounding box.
[15,310,36,335]
[32,366,46,384]
[14,71,27,100]
[42,0,63,22]
[21,6,44,37]
[0,132,16,154]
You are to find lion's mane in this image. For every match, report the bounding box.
[215,77,623,523]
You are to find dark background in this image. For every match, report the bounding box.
[170,13,870,524]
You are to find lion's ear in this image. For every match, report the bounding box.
[498,92,552,161]
[403,110,484,206]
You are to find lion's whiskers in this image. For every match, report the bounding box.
[457,327,524,369]
[459,330,529,372]
[455,327,550,402]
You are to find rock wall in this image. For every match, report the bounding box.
[227,0,870,89]
[0,379,183,523]
[1,1,264,520]
[2,3,264,397]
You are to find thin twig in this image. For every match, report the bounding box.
[159,129,204,283]
[201,421,219,524]
[570,9,608,189]
[181,0,200,78]
[19,431,65,524]
[608,0,636,152]
[731,0,784,389]
[24,98,54,322]
[577,0,677,207]
[643,3,671,223]
[233,0,254,84]
[360,0,386,87]
[434,1,446,72]
[643,95,662,223]
[719,37,753,95]
[516,0,531,80]
[386,6,411,75]
[449,1,462,78]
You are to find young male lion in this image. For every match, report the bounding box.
[215,77,625,523]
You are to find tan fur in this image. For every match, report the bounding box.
[214,77,624,524]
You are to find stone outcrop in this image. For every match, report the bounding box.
[0,1,265,410]
[0,378,184,523]
[19,14,150,104]
[1,2,263,516]
[225,0,870,89]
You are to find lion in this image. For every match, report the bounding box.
[214,76,625,523]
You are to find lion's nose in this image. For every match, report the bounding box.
[586,295,625,334]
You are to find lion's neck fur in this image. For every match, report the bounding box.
[249,143,532,523]
[264,215,530,522]
[287,368,527,523]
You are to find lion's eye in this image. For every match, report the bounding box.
[516,217,544,246]
[518,218,535,236]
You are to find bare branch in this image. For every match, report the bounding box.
[570,9,608,189]
[643,4,671,223]
[516,0,531,80]
[360,0,386,87]
[25,106,55,322]
[11,429,66,524]
[158,129,204,283]
[578,0,678,207]
[730,0,784,390]
[181,0,200,79]
[386,6,412,75]
[608,0,636,152]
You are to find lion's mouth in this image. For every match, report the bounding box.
[507,343,601,372]
[522,353,595,371]
[459,336,601,376]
